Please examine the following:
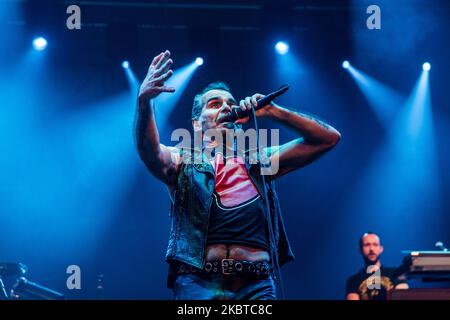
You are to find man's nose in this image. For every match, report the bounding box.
[220,102,232,112]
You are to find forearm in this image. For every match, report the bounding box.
[135,97,162,162]
[267,104,341,146]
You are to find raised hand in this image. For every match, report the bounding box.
[138,50,175,103]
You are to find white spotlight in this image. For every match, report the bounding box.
[33,37,47,51]
[342,60,350,69]
[423,62,431,71]
[275,41,289,55]
[195,57,204,66]
[122,61,130,69]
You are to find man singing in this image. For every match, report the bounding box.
[135,50,341,299]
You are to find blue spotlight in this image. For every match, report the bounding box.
[345,63,405,128]
[122,62,139,91]
[342,60,350,69]
[32,37,47,51]
[155,61,200,129]
[423,62,431,71]
[195,57,204,66]
[275,41,289,55]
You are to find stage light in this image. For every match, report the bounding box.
[122,61,138,90]
[423,62,431,71]
[345,63,404,129]
[195,57,204,66]
[155,61,200,129]
[275,41,289,55]
[32,37,47,51]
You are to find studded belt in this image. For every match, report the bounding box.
[176,259,272,277]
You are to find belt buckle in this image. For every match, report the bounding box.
[221,259,235,275]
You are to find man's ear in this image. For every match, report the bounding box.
[380,245,384,254]
[192,120,202,131]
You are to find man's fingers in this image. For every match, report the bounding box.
[154,58,173,77]
[151,51,165,68]
[155,50,171,70]
[153,69,173,84]
[245,97,252,110]
[252,94,263,107]
[239,100,246,112]
[149,51,167,74]
[156,86,176,93]
[251,96,258,107]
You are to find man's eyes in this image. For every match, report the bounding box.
[208,100,236,108]
[209,101,221,108]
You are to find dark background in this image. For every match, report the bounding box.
[1,0,449,299]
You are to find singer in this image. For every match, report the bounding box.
[135,50,341,300]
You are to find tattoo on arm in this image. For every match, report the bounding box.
[134,101,151,157]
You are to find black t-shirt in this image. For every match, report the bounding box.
[207,192,269,250]
[205,153,270,250]
[346,266,406,300]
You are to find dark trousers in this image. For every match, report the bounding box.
[173,273,277,300]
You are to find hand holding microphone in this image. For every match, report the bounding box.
[218,84,289,124]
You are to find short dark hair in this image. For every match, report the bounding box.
[359,231,380,249]
[191,81,232,120]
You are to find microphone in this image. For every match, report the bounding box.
[218,84,290,123]
[435,241,448,252]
